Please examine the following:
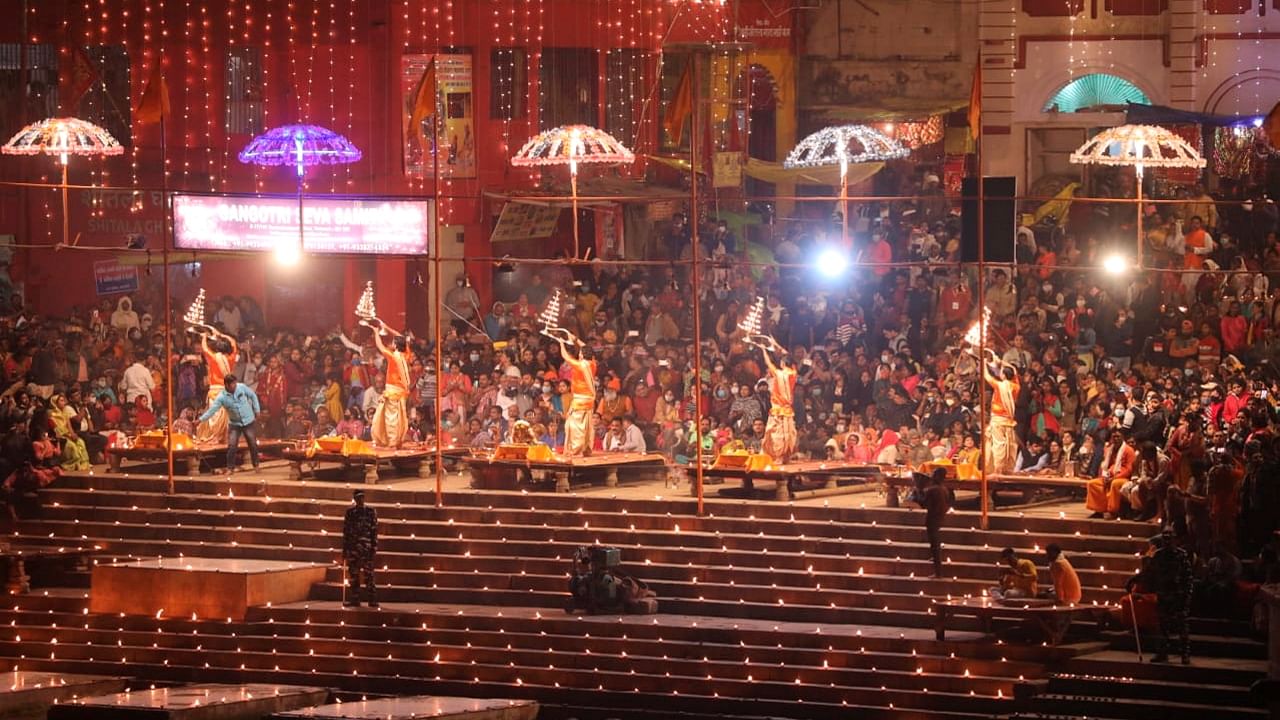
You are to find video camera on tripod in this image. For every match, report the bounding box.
[566,545,657,615]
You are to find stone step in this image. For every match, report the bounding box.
[40,487,1152,554]
[1046,672,1257,707]
[1028,692,1266,720]
[55,474,1155,539]
[1101,630,1268,660]
[1062,650,1267,686]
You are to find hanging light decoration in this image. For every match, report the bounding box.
[874,117,945,150]
[1213,124,1273,179]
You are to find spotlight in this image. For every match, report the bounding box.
[275,244,301,267]
[1102,253,1130,276]
[814,247,849,279]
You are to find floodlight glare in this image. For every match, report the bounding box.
[815,247,850,278]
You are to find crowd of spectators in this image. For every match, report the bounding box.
[0,168,1277,586]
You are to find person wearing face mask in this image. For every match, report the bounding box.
[444,274,481,333]
[462,348,487,379]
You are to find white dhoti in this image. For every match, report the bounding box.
[371,385,408,448]
[563,394,595,457]
[985,417,1017,475]
[195,385,228,444]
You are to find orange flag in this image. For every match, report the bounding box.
[663,61,692,147]
[62,46,99,111]
[1265,101,1280,151]
[408,61,437,146]
[135,61,170,124]
[967,61,982,141]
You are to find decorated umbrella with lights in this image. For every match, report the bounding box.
[1070,124,1204,268]
[783,124,908,251]
[511,124,635,258]
[238,123,362,262]
[2,117,124,246]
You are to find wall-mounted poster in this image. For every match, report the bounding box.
[490,202,561,244]
[402,53,475,179]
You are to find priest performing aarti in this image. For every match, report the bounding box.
[741,297,797,464]
[542,289,596,458]
[187,290,239,445]
[356,282,412,449]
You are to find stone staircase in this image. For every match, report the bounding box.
[0,472,1220,720]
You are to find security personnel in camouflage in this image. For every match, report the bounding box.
[1144,533,1193,664]
[342,489,379,608]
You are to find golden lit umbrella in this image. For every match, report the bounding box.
[511,125,635,258]
[2,117,124,246]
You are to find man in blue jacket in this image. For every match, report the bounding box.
[197,373,262,473]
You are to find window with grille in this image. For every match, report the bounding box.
[81,45,131,147]
[225,47,264,135]
[490,47,527,120]
[538,47,598,129]
[0,44,59,142]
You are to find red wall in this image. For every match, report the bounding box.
[0,0,756,326]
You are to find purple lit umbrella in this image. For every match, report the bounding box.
[237,124,362,264]
[238,123,361,179]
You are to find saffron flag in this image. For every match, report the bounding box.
[63,46,99,111]
[967,61,982,141]
[663,61,692,147]
[408,61,437,146]
[1265,101,1280,151]
[135,61,170,124]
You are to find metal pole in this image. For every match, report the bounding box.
[690,52,704,516]
[433,112,444,508]
[975,53,988,531]
[160,112,175,494]
[60,161,68,247]
[571,169,580,259]
[1135,167,1144,269]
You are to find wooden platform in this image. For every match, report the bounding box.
[106,440,289,475]
[883,471,1085,507]
[283,445,468,484]
[48,684,329,720]
[0,672,126,720]
[934,597,1108,645]
[273,696,538,720]
[89,558,330,620]
[703,460,882,501]
[465,451,667,492]
[0,544,94,594]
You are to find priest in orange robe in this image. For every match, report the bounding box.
[366,318,411,449]
[195,329,238,444]
[760,342,797,463]
[557,338,597,457]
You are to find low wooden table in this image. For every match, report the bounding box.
[105,440,289,475]
[282,445,467,484]
[466,452,667,492]
[933,597,1107,645]
[1,545,95,594]
[702,461,881,501]
[883,472,1084,507]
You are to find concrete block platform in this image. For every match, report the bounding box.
[48,683,329,720]
[0,672,127,720]
[273,696,538,720]
[90,558,330,620]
